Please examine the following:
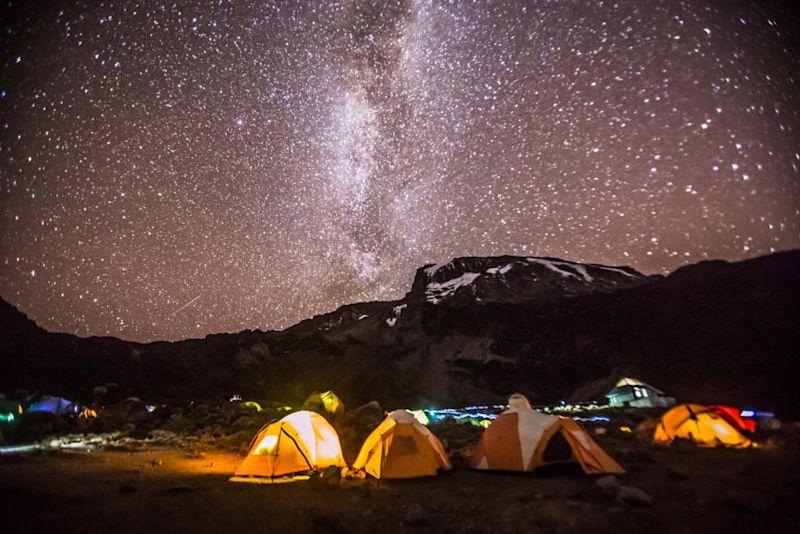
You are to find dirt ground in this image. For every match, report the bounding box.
[1,429,799,534]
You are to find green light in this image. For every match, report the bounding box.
[243,401,263,412]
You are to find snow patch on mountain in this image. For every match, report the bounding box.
[426,273,481,304]
[386,304,407,327]
[593,265,637,278]
[527,258,580,279]
[424,262,451,278]
[486,264,514,275]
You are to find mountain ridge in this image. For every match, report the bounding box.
[1,250,798,418]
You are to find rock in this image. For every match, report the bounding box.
[344,401,383,430]
[16,412,62,441]
[616,486,653,507]
[93,386,108,403]
[595,475,622,498]
[667,465,689,480]
[320,465,342,488]
[403,504,429,526]
[127,427,151,440]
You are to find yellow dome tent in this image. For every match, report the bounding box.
[353,409,452,479]
[302,390,345,420]
[653,404,752,448]
[230,410,346,484]
[471,394,625,475]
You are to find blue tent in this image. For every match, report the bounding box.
[27,396,80,416]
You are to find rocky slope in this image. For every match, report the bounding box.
[1,251,798,418]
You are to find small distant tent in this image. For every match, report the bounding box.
[653,404,752,448]
[707,405,756,434]
[471,394,625,475]
[302,390,345,420]
[353,410,451,479]
[230,410,346,483]
[0,402,23,424]
[606,377,676,408]
[26,396,79,416]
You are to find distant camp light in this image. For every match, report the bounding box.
[740,409,755,418]
[409,410,429,425]
[0,443,40,455]
[0,403,23,423]
[620,426,632,433]
[145,405,156,413]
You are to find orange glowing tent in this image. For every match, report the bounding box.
[230,410,345,483]
[353,410,451,479]
[653,404,752,448]
[471,394,625,475]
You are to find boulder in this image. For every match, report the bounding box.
[595,475,622,498]
[617,486,653,506]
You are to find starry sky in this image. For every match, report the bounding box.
[1,0,799,342]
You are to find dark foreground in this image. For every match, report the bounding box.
[1,430,799,534]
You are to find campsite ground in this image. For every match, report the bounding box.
[1,426,799,533]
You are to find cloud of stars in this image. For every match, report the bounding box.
[1,0,799,341]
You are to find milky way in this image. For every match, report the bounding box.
[1,1,799,341]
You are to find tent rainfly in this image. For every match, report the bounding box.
[653,404,752,448]
[230,410,346,483]
[471,393,625,475]
[707,404,756,434]
[301,390,345,420]
[353,409,451,479]
[26,397,80,416]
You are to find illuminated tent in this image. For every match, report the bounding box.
[27,396,79,416]
[707,404,756,434]
[230,410,346,483]
[653,404,752,448]
[302,390,345,420]
[471,394,625,475]
[353,410,451,479]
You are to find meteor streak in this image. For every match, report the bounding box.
[169,295,201,318]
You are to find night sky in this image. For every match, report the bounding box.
[1,1,799,342]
